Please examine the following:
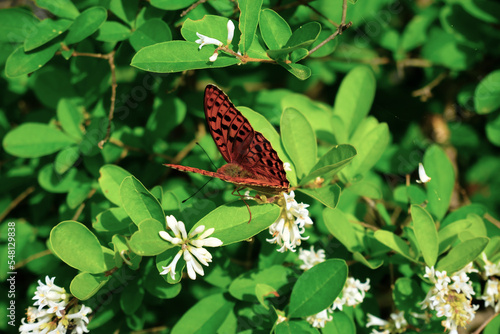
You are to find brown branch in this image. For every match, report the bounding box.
[15,249,52,269]
[412,71,448,102]
[0,186,35,222]
[484,213,500,229]
[301,0,339,27]
[472,311,499,334]
[180,0,209,17]
[99,50,117,149]
[130,326,168,334]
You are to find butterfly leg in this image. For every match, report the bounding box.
[232,187,252,223]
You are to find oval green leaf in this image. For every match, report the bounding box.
[50,221,107,273]
[120,175,165,225]
[436,237,489,273]
[65,7,107,45]
[288,259,347,318]
[411,205,438,267]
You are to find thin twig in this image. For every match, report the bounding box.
[130,326,168,334]
[412,71,448,102]
[180,0,208,17]
[301,0,339,27]
[0,186,35,222]
[99,50,117,149]
[472,311,499,334]
[484,213,500,229]
[15,249,52,269]
[273,0,316,12]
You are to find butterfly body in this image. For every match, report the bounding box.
[166,85,289,195]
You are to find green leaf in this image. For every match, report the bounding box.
[423,145,455,221]
[150,0,197,10]
[393,277,423,314]
[50,221,107,273]
[438,218,473,254]
[120,278,144,315]
[297,184,341,210]
[3,123,75,157]
[486,113,500,146]
[278,61,312,80]
[24,19,72,52]
[131,41,240,73]
[436,237,489,273]
[109,0,139,26]
[411,205,438,267]
[144,267,182,299]
[36,0,80,19]
[288,259,347,318]
[323,311,355,333]
[238,0,263,54]
[171,294,234,334]
[400,6,439,51]
[98,165,132,206]
[276,320,318,333]
[259,9,291,50]
[65,7,108,45]
[229,265,293,301]
[349,181,382,199]
[54,146,80,174]
[70,272,110,300]
[96,21,131,42]
[342,123,390,180]
[94,208,133,233]
[57,99,84,140]
[255,284,277,310]
[129,218,172,256]
[458,0,500,24]
[0,8,39,43]
[324,208,362,252]
[353,252,384,269]
[67,181,92,209]
[120,176,165,225]
[5,42,60,77]
[300,144,357,185]
[156,247,184,284]
[38,164,78,193]
[192,202,280,245]
[421,27,477,71]
[267,22,321,59]
[130,18,172,51]
[281,108,317,179]
[475,70,500,114]
[374,230,416,262]
[333,66,376,135]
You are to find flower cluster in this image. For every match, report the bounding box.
[266,191,313,252]
[479,253,500,312]
[366,311,408,334]
[331,277,371,311]
[195,20,235,62]
[298,246,370,328]
[159,215,223,280]
[420,264,479,334]
[19,276,91,334]
[298,246,325,270]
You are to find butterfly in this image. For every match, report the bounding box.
[165,84,290,195]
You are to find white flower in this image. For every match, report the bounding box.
[480,278,500,312]
[416,162,431,184]
[159,215,222,280]
[283,162,292,171]
[195,32,223,50]
[420,266,478,334]
[227,20,235,44]
[298,246,325,270]
[390,311,407,329]
[306,309,332,328]
[482,253,500,277]
[209,52,218,62]
[366,314,388,328]
[20,277,92,334]
[267,191,313,252]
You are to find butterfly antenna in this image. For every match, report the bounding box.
[182,178,214,203]
[196,142,219,170]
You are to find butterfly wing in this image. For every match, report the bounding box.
[204,85,254,163]
[204,85,289,190]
